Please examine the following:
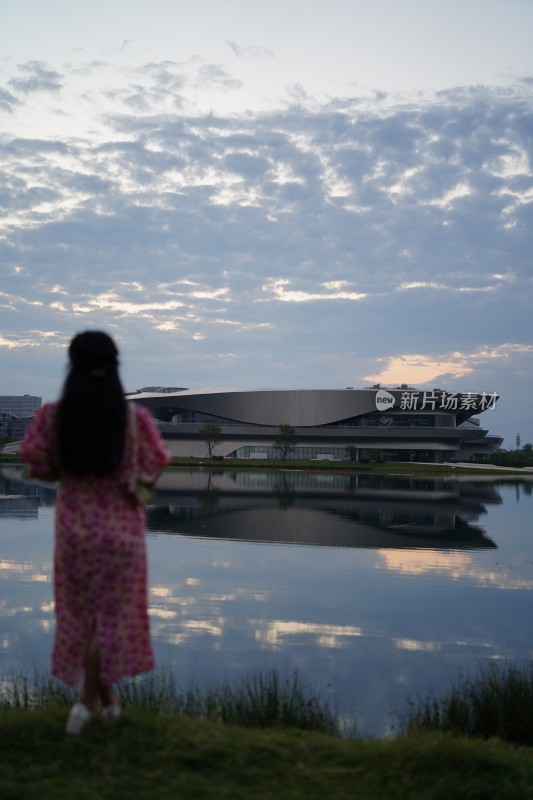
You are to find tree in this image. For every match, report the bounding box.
[368,448,383,463]
[516,433,521,452]
[198,422,222,459]
[273,423,297,461]
[345,445,359,462]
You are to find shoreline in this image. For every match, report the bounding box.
[2,453,533,478]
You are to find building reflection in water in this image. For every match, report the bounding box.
[0,465,502,551]
[0,466,57,518]
[148,470,499,550]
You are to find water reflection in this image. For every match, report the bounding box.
[2,464,533,737]
[3,465,501,549]
[0,466,57,517]
[148,470,498,550]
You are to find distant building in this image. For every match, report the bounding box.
[127,387,188,395]
[0,395,41,416]
[131,386,502,463]
[0,397,41,448]
[0,411,35,440]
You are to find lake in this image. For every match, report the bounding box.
[1,464,533,737]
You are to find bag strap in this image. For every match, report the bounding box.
[127,403,139,494]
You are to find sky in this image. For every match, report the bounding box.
[1,0,532,448]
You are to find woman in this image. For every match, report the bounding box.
[20,331,171,734]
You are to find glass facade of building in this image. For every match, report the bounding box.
[231,445,459,463]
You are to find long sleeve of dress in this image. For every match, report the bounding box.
[19,403,59,481]
[134,403,172,480]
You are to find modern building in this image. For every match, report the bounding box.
[0,411,35,440]
[0,397,41,450]
[0,396,41,416]
[130,385,502,463]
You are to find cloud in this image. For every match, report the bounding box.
[363,345,533,387]
[195,64,243,92]
[0,330,64,349]
[0,290,43,310]
[41,282,233,328]
[396,274,513,292]
[363,353,475,385]
[261,278,367,302]
[227,40,274,60]
[8,61,63,94]
[0,87,20,113]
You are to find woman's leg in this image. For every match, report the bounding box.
[99,682,117,709]
[80,629,101,711]
[79,628,118,712]
[65,629,100,733]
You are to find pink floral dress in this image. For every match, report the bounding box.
[20,402,171,687]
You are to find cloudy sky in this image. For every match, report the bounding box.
[1,0,532,446]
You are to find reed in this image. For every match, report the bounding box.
[0,667,77,709]
[403,661,533,746]
[0,667,341,736]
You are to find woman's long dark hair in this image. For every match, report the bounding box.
[56,331,127,478]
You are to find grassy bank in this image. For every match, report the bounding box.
[3,664,533,797]
[2,707,533,799]
[3,666,533,797]
[3,452,532,476]
[160,457,533,477]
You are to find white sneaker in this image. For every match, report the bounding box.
[101,703,121,725]
[65,702,92,735]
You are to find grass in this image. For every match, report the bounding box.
[167,456,492,475]
[3,667,533,797]
[404,662,533,747]
[2,709,533,799]
[4,452,530,476]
